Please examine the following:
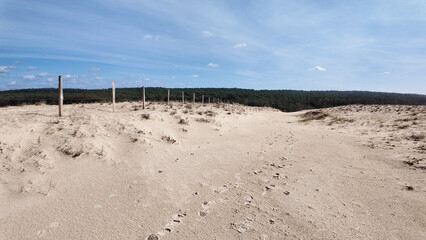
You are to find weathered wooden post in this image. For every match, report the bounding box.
[58,75,63,117]
[202,95,204,104]
[182,91,184,104]
[112,81,116,112]
[167,89,170,105]
[142,86,145,109]
[208,97,211,104]
[193,93,195,105]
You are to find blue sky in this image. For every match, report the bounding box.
[1,0,425,93]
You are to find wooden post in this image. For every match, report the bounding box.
[58,75,63,117]
[167,89,170,105]
[193,93,195,105]
[202,95,204,104]
[142,86,145,109]
[182,91,184,104]
[112,81,116,112]
[208,97,210,104]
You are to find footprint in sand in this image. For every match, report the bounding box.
[147,212,187,239]
[214,184,228,194]
[199,200,216,217]
[36,221,59,237]
[234,219,253,233]
[262,185,275,196]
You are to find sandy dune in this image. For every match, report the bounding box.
[0,102,424,239]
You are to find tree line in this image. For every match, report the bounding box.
[0,87,425,112]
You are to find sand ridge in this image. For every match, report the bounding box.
[0,102,425,239]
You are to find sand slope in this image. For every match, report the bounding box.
[0,102,424,239]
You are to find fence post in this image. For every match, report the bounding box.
[142,86,145,109]
[167,89,170,105]
[182,91,184,104]
[193,93,195,105]
[202,95,204,104]
[208,97,210,104]
[112,81,115,112]
[58,75,63,117]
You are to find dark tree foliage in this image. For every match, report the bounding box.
[0,88,425,112]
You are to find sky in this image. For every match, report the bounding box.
[0,0,425,94]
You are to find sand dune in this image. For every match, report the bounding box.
[0,102,424,239]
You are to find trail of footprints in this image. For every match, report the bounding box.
[146,131,294,239]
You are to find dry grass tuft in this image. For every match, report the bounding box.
[162,135,177,144]
[178,118,189,125]
[301,111,329,121]
[407,133,425,141]
[141,113,150,120]
[196,117,212,123]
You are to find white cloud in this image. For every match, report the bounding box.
[8,81,16,85]
[311,66,326,71]
[191,74,199,78]
[37,72,49,77]
[90,67,100,71]
[27,66,37,70]
[63,74,71,78]
[0,66,16,73]
[208,63,219,67]
[383,72,391,75]
[47,77,54,82]
[0,66,9,73]
[95,76,104,80]
[14,61,21,64]
[144,35,159,40]
[144,77,150,81]
[23,75,35,80]
[233,43,247,48]
[202,30,215,37]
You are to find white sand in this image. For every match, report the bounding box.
[0,102,424,239]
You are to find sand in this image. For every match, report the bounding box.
[0,102,424,239]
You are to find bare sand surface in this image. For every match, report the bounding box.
[0,102,424,239]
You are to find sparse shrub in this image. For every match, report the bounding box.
[398,124,409,129]
[204,110,216,117]
[35,100,46,106]
[301,111,329,121]
[162,135,177,144]
[196,117,212,123]
[178,118,189,125]
[141,113,150,120]
[407,133,425,141]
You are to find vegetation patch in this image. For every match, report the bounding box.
[162,135,177,144]
[300,111,329,121]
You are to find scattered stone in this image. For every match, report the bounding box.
[404,185,414,191]
[283,191,290,195]
[269,219,275,224]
